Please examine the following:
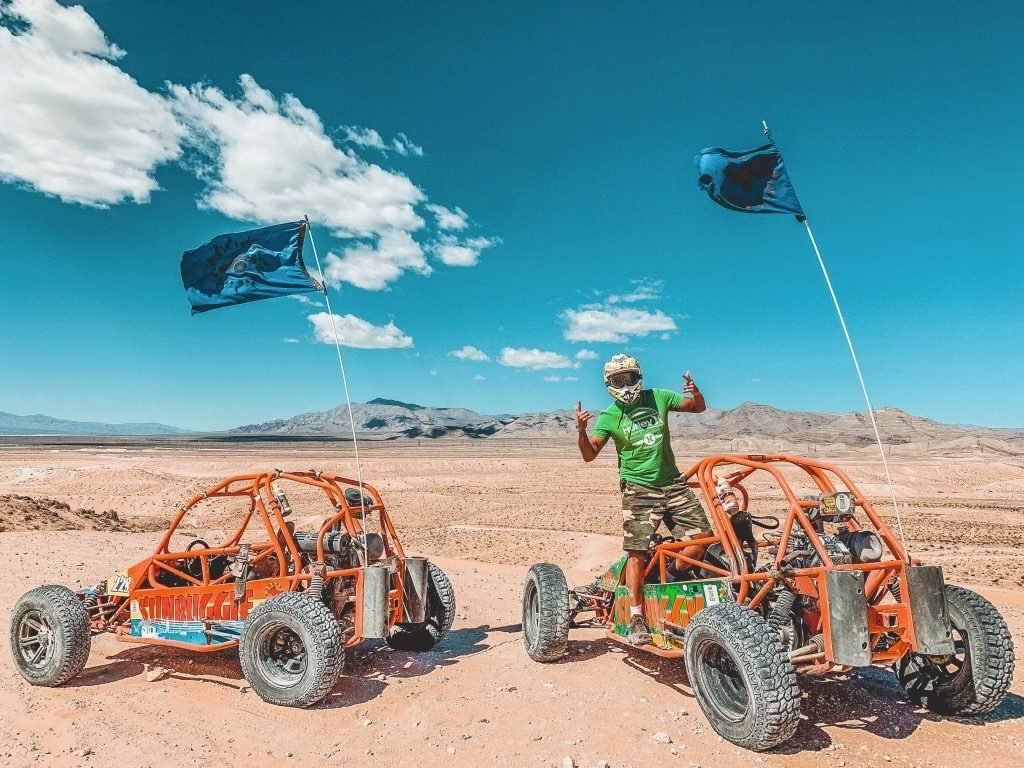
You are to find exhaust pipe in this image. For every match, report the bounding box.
[361,564,390,638]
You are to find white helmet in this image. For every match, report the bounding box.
[604,354,643,404]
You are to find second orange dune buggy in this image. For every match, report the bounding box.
[522,454,1015,751]
[9,470,455,707]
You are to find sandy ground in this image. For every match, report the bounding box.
[0,440,1022,767]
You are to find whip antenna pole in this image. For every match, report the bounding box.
[762,122,909,560]
[303,216,369,556]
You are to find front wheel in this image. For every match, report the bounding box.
[522,563,570,662]
[10,585,92,686]
[684,602,801,751]
[895,584,1014,715]
[385,563,456,652]
[239,592,344,707]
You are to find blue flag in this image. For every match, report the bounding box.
[695,144,805,219]
[181,220,323,314]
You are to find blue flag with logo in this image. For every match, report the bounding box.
[181,220,323,314]
[695,144,805,219]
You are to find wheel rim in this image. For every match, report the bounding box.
[254,623,307,689]
[901,624,969,694]
[17,609,55,670]
[525,580,540,643]
[694,638,750,723]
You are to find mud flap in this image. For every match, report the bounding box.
[903,565,954,655]
[824,570,871,666]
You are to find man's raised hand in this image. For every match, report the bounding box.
[683,371,699,396]
[575,401,591,432]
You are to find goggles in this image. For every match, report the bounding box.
[606,370,640,388]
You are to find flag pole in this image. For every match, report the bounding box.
[762,122,910,561]
[302,216,370,557]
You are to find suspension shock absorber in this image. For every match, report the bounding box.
[307,562,326,599]
[81,581,103,614]
[768,589,797,630]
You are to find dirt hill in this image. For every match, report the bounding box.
[0,494,146,533]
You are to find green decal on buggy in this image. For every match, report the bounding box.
[596,555,628,592]
[610,579,732,650]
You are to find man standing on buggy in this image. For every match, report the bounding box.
[575,354,711,645]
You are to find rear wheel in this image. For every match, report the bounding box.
[239,592,344,707]
[685,602,801,751]
[385,563,456,652]
[895,584,1014,715]
[522,563,571,662]
[10,585,91,686]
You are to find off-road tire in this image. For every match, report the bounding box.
[385,563,456,652]
[685,601,801,751]
[522,563,571,662]
[895,584,1014,715]
[239,592,344,707]
[10,585,91,687]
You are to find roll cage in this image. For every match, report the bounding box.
[643,454,919,663]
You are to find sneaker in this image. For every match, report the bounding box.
[628,615,652,646]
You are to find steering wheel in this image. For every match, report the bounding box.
[184,539,210,578]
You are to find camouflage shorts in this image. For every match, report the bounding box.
[621,475,710,552]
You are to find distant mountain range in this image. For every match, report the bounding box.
[230,398,1024,453]
[0,411,187,436]
[3,400,1022,453]
[230,398,571,439]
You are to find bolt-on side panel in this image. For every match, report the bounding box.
[903,565,954,655]
[125,581,273,648]
[610,579,731,650]
[823,570,871,666]
[596,555,628,592]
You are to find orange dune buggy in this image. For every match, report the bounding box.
[10,470,455,707]
[523,454,1014,750]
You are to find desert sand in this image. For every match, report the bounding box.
[0,438,1021,768]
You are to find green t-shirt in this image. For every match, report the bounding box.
[592,388,683,487]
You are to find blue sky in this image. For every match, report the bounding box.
[1,0,1021,430]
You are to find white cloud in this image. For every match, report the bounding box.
[283,337,300,344]
[607,279,663,304]
[432,234,500,267]
[169,75,492,290]
[0,0,183,206]
[449,345,490,362]
[543,375,578,382]
[575,349,598,361]
[170,75,426,239]
[499,347,576,370]
[323,230,428,291]
[287,294,324,307]
[561,307,677,343]
[473,374,486,381]
[393,133,424,157]
[425,203,469,231]
[342,126,386,152]
[343,126,423,157]
[308,312,413,349]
